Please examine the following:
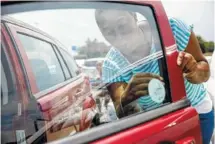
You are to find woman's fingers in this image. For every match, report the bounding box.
[134,73,163,81]
[134,90,148,97]
[125,73,164,103]
[130,83,148,92]
[185,58,197,72]
[131,76,163,86]
[177,51,185,66]
[131,78,151,85]
[182,53,194,70]
[177,52,197,73]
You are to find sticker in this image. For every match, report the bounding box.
[16,130,27,144]
[148,79,165,103]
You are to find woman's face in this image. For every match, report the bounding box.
[96,10,147,53]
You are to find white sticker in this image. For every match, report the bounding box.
[148,79,165,103]
[16,130,27,144]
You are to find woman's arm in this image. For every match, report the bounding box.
[177,31,210,84]
[106,73,164,117]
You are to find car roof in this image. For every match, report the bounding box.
[1,16,67,50]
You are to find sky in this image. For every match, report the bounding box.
[9,1,214,52]
[162,0,214,41]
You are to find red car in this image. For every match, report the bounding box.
[1,1,202,144]
[1,16,96,143]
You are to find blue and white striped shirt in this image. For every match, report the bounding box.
[102,18,206,110]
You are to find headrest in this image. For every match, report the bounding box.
[30,59,49,73]
[30,59,51,91]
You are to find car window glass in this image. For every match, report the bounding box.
[54,46,71,80]
[18,34,65,91]
[1,48,16,106]
[4,3,171,143]
[59,48,79,76]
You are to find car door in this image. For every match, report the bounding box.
[2,1,202,144]
[1,21,48,144]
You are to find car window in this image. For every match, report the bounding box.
[59,48,79,76]
[4,2,172,143]
[54,46,71,80]
[1,45,17,106]
[17,34,65,91]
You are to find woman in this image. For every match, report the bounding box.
[95,9,214,144]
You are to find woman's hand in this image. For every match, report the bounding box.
[177,31,210,84]
[121,73,163,106]
[107,73,163,118]
[177,51,198,73]
[177,51,210,84]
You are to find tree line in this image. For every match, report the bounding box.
[76,38,110,59]
[197,35,214,53]
[76,36,214,59]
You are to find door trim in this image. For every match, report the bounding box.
[50,99,190,144]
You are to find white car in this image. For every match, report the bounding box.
[83,58,105,68]
[82,58,105,87]
[75,59,85,68]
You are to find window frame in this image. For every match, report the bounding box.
[17,32,67,91]
[52,44,72,80]
[5,23,82,98]
[58,47,80,77]
[54,46,75,78]
[1,42,17,106]
[1,2,190,143]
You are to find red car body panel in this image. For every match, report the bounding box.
[2,24,29,108]
[2,17,96,142]
[92,107,201,144]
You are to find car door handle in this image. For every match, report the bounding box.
[175,137,196,144]
[74,88,84,98]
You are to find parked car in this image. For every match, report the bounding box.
[2,1,203,144]
[1,16,96,144]
[75,59,85,68]
[83,58,104,68]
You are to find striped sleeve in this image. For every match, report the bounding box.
[102,48,130,83]
[102,59,121,83]
[169,17,193,51]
